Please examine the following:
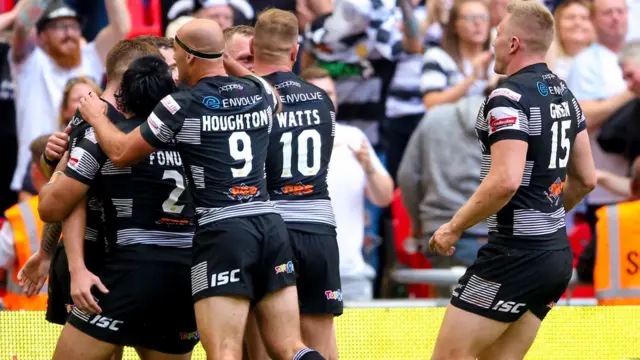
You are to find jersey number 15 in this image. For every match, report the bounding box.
[228,130,322,178]
[549,120,571,169]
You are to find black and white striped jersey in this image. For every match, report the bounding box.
[262,71,336,234]
[65,117,195,260]
[139,75,279,227]
[65,102,125,253]
[475,63,586,250]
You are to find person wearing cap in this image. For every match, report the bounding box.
[8,0,131,201]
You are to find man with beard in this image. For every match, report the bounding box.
[9,0,131,201]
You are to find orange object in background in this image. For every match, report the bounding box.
[391,189,432,298]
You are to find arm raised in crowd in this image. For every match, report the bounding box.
[93,0,132,63]
[11,0,53,65]
[398,0,423,54]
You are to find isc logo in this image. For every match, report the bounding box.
[492,300,526,314]
[89,315,123,331]
[211,269,240,287]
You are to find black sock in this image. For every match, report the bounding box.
[293,348,326,360]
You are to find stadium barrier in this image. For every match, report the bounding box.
[2,306,640,360]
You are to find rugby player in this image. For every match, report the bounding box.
[224,10,340,360]
[41,55,198,360]
[78,18,326,360]
[428,1,596,359]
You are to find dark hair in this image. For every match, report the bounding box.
[115,55,176,118]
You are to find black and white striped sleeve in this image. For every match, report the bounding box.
[64,128,107,185]
[243,74,279,114]
[420,47,449,94]
[140,93,187,148]
[484,86,529,145]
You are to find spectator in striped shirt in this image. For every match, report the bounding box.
[420,0,494,110]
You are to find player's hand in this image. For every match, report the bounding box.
[78,92,107,125]
[45,128,71,163]
[428,222,460,256]
[350,138,374,175]
[471,51,493,80]
[17,250,52,297]
[70,267,109,314]
[54,151,69,173]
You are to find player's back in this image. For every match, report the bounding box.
[262,71,336,230]
[476,63,585,250]
[98,117,195,262]
[141,75,279,226]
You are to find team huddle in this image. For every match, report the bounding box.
[16,1,598,360]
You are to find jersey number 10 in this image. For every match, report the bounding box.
[228,129,322,178]
[549,120,571,169]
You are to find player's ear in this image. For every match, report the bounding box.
[249,37,255,55]
[509,36,519,55]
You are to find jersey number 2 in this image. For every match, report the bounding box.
[549,120,571,169]
[280,129,321,177]
[162,170,186,213]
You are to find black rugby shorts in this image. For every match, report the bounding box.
[450,243,573,322]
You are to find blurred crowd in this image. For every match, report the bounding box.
[1,0,640,307]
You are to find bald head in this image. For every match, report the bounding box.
[176,18,225,54]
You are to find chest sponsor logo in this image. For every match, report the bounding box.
[219,83,244,92]
[275,80,301,89]
[202,96,221,109]
[537,81,549,96]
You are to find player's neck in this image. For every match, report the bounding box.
[505,54,546,77]
[253,61,292,76]
[190,68,227,87]
[101,86,118,107]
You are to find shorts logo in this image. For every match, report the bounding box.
[89,314,123,331]
[325,289,343,301]
[203,96,221,109]
[211,269,240,287]
[179,331,200,341]
[492,300,526,314]
[275,261,294,274]
[537,81,549,96]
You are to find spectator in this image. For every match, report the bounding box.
[546,0,594,80]
[627,0,640,42]
[0,135,52,311]
[397,87,497,296]
[9,0,130,197]
[0,10,17,214]
[57,77,102,129]
[488,0,509,42]
[567,0,634,232]
[424,0,453,46]
[165,15,194,39]
[195,0,255,30]
[301,67,393,301]
[420,0,493,110]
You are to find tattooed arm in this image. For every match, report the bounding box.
[40,222,62,255]
[17,221,62,296]
[11,0,53,65]
[399,0,423,54]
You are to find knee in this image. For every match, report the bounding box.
[431,350,476,360]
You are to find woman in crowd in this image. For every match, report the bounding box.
[546,0,594,80]
[420,0,493,110]
[58,76,103,129]
[301,67,394,301]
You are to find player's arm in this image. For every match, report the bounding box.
[594,170,632,198]
[38,134,106,222]
[564,130,597,211]
[79,92,158,167]
[10,0,52,65]
[449,95,528,235]
[92,0,131,62]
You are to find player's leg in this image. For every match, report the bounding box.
[292,230,342,359]
[52,323,119,360]
[191,218,261,360]
[253,214,324,360]
[430,305,510,360]
[45,244,72,326]
[477,311,541,360]
[244,310,271,360]
[135,254,199,359]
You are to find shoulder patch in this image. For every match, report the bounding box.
[67,147,87,172]
[487,106,520,135]
[488,88,522,102]
[161,95,181,115]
